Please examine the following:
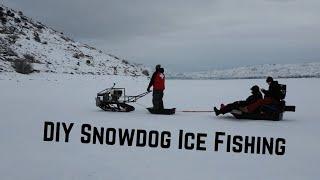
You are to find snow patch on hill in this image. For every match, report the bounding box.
[168,63,320,79]
[0,4,149,77]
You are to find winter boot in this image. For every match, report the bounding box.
[214,107,220,116]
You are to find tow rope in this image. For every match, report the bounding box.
[180,110,214,113]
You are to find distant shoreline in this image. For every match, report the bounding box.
[167,75,320,80]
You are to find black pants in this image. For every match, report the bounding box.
[152,90,164,110]
[220,101,248,114]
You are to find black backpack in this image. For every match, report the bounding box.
[279,84,286,100]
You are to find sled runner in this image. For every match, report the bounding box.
[231,84,296,121]
[95,83,150,112]
[147,107,176,115]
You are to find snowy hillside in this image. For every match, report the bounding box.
[168,63,320,79]
[0,4,149,76]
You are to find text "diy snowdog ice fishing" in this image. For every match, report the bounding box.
[43,121,286,155]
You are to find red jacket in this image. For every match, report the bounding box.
[149,72,165,91]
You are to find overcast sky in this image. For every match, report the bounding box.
[3,0,320,72]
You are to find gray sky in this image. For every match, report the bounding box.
[3,0,320,72]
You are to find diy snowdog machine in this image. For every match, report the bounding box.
[230,84,296,121]
[95,83,176,114]
[95,83,150,112]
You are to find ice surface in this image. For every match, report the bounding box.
[0,75,319,180]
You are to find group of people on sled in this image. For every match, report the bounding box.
[214,76,283,116]
[146,64,283,115]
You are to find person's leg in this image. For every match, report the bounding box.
[245,98,273,113]
[219,102,238,114]
[153,91,161,110]
[215,102,237,115]
[152,91,158,110]
[159,91,164,110]
[237,101,247,107]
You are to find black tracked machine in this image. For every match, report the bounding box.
[95,83,150,112]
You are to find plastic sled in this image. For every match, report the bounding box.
[147,107,176,115]
[231,101,295,121]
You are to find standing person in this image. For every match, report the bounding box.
[147,64,161,92]
[214,85,263,116]
[240,77,281,113]
[147,66,165,110]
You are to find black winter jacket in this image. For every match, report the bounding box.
[246,91,263,104]
[262,81,281,101]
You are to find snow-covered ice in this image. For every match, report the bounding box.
[0,75,319,180]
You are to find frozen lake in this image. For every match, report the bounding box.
[0,75,319,180]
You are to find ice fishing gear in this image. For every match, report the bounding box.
[231,84,296,121]
[95,83,150,112]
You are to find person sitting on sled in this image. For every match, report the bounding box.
[214,85,263,116]
[239,77,281,113]
[147,65,165,110]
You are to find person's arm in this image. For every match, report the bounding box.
[262,88,267,94]
[245,95,255,103]
[147,72,156,91]
[262,86,271,96]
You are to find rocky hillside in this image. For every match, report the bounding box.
[0,4,149,76]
